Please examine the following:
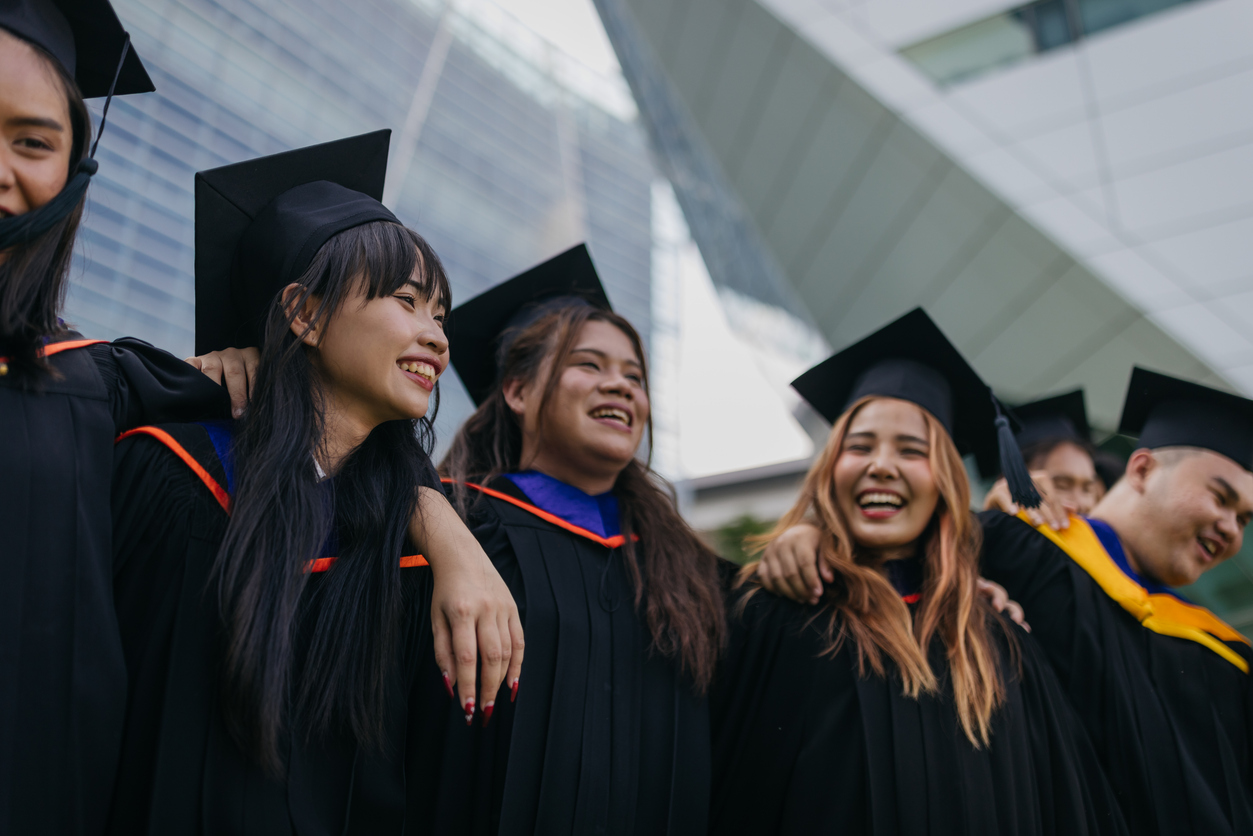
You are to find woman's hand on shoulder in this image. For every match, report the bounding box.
[185,346,259,419]
[757,523,829,605]
[981,471,1070,531]
[412,487,524,726]
[976,577,1030,631]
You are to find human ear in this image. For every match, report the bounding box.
[1124,448,1156,494]
[502,377,529,418]
[281,283,322,347]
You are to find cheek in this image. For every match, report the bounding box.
[22,156,70,210]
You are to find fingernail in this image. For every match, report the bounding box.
[510,679,519,703]
[464,698,475,726]
[442,672,454,699]
[232,407,243,419]
[481,701,495,726]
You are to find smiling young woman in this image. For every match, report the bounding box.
[105,134,522,834]
[709,309,1127,836]
[0,4,261,833]
[414,246,726,836]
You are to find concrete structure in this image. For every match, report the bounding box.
[72,0,656,440]
[604,0,1253,624]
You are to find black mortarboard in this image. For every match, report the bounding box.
[792,307,1041,506]
[448,243,611,405]
[1013,390,1091,449]
[1119,367,1253,471]
[0,0,153,97]
[194,130,398,355]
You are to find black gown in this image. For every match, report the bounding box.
[979,510,1253,836]
[408,477,710,836]
[107,422,442,834]
[709,563,1128,836]
[0,336,229,836]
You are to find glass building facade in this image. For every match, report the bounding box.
[72,0,656,438]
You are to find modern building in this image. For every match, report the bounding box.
[598,0,1253,626]
[71,0,656,441]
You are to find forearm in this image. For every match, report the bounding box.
[410,486,490,570]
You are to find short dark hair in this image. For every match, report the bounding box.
[1020,436,1097,473]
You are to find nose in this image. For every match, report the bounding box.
[419,317,449,357]
[599,367,634,399]
[865,448,897,479]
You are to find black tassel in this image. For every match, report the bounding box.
[994,398,1042,509]
[0,158,96,250]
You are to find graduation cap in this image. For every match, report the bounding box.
[194,130,399,355]
[0,0,154,97]
[0,0,154,251]
[448,243,611,405]
[1119,367,1253,471]
[791,307,1041,507]
[1012,390,1091,450]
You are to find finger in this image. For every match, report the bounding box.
[449,612,479,726]
[796,546,825,602]
[430,610,456,701]
[819,558,835,585]
[220,349,250,419]
[778,549,818,605]
[476,612,508,726]
[195,353,224,384]
[184,356,204,371]
[1006,600,1028,629]
[242,347,260,396]
[505,609,524,704]
[977,578,1009,613]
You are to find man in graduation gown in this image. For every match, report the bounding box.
[980,367,1253,836]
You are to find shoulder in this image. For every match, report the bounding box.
[114,423,228,507]
[91,338,230,429]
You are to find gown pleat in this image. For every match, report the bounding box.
[107,422,438,834]
[0,338,227,836]
[709,585,1128,836]
[409,477,709,836]
[979,510,1253,836]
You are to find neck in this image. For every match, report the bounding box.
[868,541,919,564]
[521,448,622,496]
[1090,488,1147,578]
[318,388,379,475]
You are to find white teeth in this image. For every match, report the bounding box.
[859,492,903,507]
[399,361,436,381]
[1200,538,1217,557]
[591,407,631,425]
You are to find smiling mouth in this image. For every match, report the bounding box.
[398,360,437,384]
[858,491,905,515]
[1198,536,1220,560]
[590,406,632,427]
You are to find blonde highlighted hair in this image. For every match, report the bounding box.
[747,396,1007,747]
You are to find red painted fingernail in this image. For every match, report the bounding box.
[510,679,519,703]
[481,701,495,726]
[442,672,454,699]
[464,699,475,726]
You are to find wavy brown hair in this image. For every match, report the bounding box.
[746,396,1007,746]
[441,303,725,692]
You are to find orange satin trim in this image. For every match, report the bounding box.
[1019,511,1249,672]
[443,479,637,549]
[0,338,108,365]
[117,426,231,513]
[116,426,425,573]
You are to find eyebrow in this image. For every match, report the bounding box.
[8,116,63,131]
[846,431,929,445]
[571,346,642,368]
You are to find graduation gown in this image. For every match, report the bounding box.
[710,568,1128,836]
[0,336,229,836]
[409,476,710,836]
[979,510,1253,836]
[107,422,441,835]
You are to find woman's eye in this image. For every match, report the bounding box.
[396,294,416,307]
[845,444,871,454]
[16,136,54,152]
[901,448,927,458]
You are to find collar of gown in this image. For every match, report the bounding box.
[504,470,620,538]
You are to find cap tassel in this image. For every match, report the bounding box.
[994,398,1042,509]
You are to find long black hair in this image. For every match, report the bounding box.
[441,304,726,692]
[213,220,451,772]
[0,35,93,380]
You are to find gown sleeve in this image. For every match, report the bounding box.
[89,338,231,432]
[978,509,1081,686]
